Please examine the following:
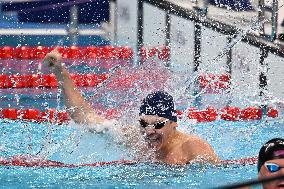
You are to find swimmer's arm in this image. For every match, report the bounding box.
[56,67,105,125]
[183,140,220,164]
[43,48,106,126]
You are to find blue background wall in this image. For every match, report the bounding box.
[1,0,109,24]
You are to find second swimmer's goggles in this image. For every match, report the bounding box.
[265,162,284,173]
[139,119,169,129]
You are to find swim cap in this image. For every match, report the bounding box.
[139,91,177,122]
[257,138,284,172]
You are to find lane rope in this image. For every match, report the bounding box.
[0,155,257,168]
[0,105,279,124]
[0,45,169,60]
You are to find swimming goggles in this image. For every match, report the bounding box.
[139,119,169,129]
[264,162,284,173]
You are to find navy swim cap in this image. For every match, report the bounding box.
[139,91,177,122]
[257,138,284,172]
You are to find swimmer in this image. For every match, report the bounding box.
[43,48,219,165]
[257,138,284,189]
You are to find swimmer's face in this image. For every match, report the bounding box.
[139,115,176,150]
[259,159,284,189]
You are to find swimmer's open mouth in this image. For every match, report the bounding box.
[278,183,284,187]
[145,134,161,143]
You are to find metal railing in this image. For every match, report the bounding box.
[111,0,284,102]
[258,0,279,41]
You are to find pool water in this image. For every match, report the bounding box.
[0,160,255,189]
[1,57,284,189]
[0,116,283,189]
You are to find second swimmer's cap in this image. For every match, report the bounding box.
[257,138,284,172]
[139,91,177,122]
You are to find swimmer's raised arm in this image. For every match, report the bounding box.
[43,48,106,126]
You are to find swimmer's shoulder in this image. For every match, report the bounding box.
[181,134,219,163]
[180,133,208,146]
[181,135,209,151]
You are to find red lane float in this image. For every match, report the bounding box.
[187,106,218,122]
[220,106,262,121]
[199,73,230,92]
[0,154,257,168]
[0,155,136,168]
[0,46,14,58]
[0,45,171,62]
[183,106,278,122]
[139,46,170,61]
[0,106,279,124]
[220,106,241,121]
[267,107,278,118]
[239,106,262,120]
[0,73,108,88]
[221,156,257,165]
[1,108,70,124]
[0,46,135,60]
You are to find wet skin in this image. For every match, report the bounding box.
[139,115,177,151]
[138,115,219,164]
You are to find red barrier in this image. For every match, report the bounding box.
[176,109,184,119]
[0,73,108,89]
[0,155,258,168]
[0,46,135,60]
[38,109,56,123]
[186,106,277,122]
[0,105,279,124]
[1,108,69,124]
[267,107,278,118]
[68,46,81,59]
[10,74,26,88]
[15,46,32,59]
[199,73,230,91]
[57,111,70,125]
[0,45,172,62]
[84,46,102,59]
[139,47,147,62]
[138,46,170,61]
[118,46,134,59]
[30,46,49,59]
[48,74,59,87]
[101,46,116,59]
[0,46,14,59]
[2,109,18,120]
[220,106,241,121]
[158,46,170,61]
[187,107,217,122]
[0,155,136,168]
[0,75,12,88]
[239,106,262,120]
[21,109,40,121]
[148,47,158,58]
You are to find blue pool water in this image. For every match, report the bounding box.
[0,114,283,188]
[1,50,284,189]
